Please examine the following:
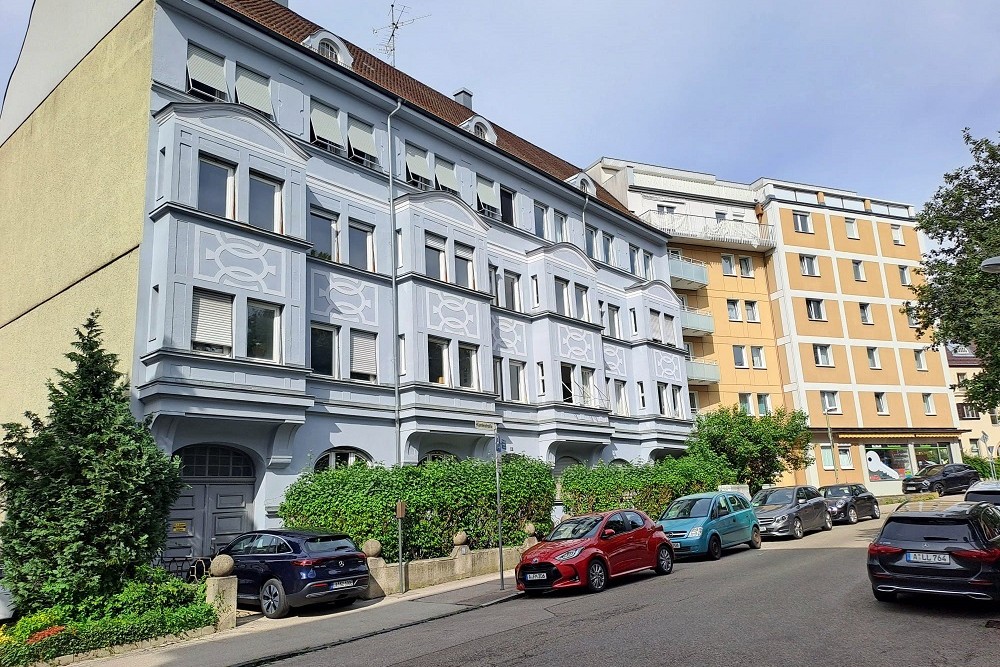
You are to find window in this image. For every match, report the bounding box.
[799,254,819,276]
[427,338,449,385]
[308,209,338,261]
[907,311,920,328]
[314,448,372,472]
[899,265,912,286]
[891,224,905,245]
[554,212,568,243]
[745,301,760,322]
[852,260,866,281]
[585,226,599,260]
[733,345,748,368]
[476,178,501,220]
[488,265,499,306]
[474,123,488,140]
[614,380,629,416]
[639,252,652,280]
[346,117,379,168]
[574,285,590,321]
[657,383,670,416]
[492,357,503,397]
[806,298,826,321]
[875,392,889,415]
[602,234,614,266]
[821,391,841,414]
[859,303,873,325]
[404,144,433,190]
[922,393,936,415]
[309,100,343,152]
[530,276,540,307]
[629,245,642,276]
[820,445,835,470]
[662,315,675,345]
[349,330,377,381]
[993,409,1000,427]
[957,372,967,384]
[424,233,446,282]
[738,393,753,414]
[671,385,683,417]
[689,391,700,417]
[458,345,478,389]
[435,159,460,196]
[248,172,281,232]
[958,403,980,420]
[533,202,547,237]
[554,278,570,316]
[658,204,676,216]
[727,299,742,321]
[715,211,727,223]
[197,157,235,219]
[845,218,859,239]
[608,305,622,338]
[793,211,812,233]
[317,39,342,63]
[581,368,596,407]
[246,301,279,361]
[191,289,233,356]
[453,243,475,289]
[650,309,662,341]
[509,361,525,402]
[310,325,337,376]
[630,308,638,335]
[867,347,881,369]
[348,222,375,271]
[738,256,754,277]
[914,349,927,371]
[751,346,765,369]
[756,393,772,416]
[398,334,406,375]
[560,364,575,403]
[503,272,521,311]
[186,45,227,102]
[537,362,546,395]
[499,187,516,225]
[813,344,833,367]
[236,65,274,118]
[721,254,736,276]
[969,438,980,456]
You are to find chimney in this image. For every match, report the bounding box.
[272,0,288,6]
[453,88,473,109]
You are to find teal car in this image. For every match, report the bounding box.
[657,492,762,560]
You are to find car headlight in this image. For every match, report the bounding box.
[554,547,584,561]
[835,499,847,507]
[920,480,931,487]
[773,514,789,525]
[688,527,703,538]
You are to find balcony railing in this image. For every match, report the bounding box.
[667,255,709,289]
[686,359,721,385]
[643,211,775,249]
[680,306,714,336]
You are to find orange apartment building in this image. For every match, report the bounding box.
[587,158,965,494]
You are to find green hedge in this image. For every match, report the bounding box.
[962,455,997,480]
[279,455,556,561]
[560,449,736,518]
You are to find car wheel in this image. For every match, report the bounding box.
[872,587,897,603]
[821,512,833,531]
[748,526,762,549]
[871,503,881,519]
[586,559,608,593]
[847,507,859,525]
[655,544,673,575]
[260,578,290,619]
[791,518,804,539]
[707,534,723,560]
[932,483,944,497]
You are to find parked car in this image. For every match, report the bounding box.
[219,530,369,619]
[515,510,673,595]
[819,484,881,524]
[751,485,832,539]
[903,463,980,496]
[867,499,1000,602]
[657,492,761,559]
[965,479,1000,505]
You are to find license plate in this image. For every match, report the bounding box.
[906,486,917,491]
[905,552,950,565]
[759,526,767,532]
[331,579,356,589]
[525,573,547,581]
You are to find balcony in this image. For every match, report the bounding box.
[680,306,714,337]
[667,255,709,290]
[686,359,721,385]
[643,211,775,250]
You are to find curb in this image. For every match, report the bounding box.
[28,625,219,667]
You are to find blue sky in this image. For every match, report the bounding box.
[3,0,999,209]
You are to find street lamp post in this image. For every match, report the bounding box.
[823,405,839,484]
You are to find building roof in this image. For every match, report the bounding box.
[211,0,636,221]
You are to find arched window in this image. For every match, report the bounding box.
[553,456,582,478]
[473,123,488,140]
[610,458,630,467]
[178,445,255,479]
[314,447,372,471]
[318,40,342,64]
[420,450,458,464]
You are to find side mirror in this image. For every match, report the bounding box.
[653,524,664,532]
[798,498,806,504]
[602,528,615,538]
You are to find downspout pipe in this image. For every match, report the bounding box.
[387,98,403,466]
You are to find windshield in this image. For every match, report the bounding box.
[915,465,945,478]
[966,490,1000,504]
[546,516,603,541]
[821,486,850,499]
[660,497,714,520]
[880,519,973,543]
[752,489,793,507]
[304,536,358,554]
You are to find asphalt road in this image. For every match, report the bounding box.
[266,512,1000,667]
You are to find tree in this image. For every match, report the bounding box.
[0,311,183,612]
[686,406,813,493]
[907,130,1000,411]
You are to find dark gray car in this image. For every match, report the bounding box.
[751,485,832,539]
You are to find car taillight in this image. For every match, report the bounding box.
[952,548,1000,564]
[868,543,904,557]
[291,559,323,567]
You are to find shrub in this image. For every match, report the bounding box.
[279,454,556,561]
[962,455,996,480]
[560,449,736,517]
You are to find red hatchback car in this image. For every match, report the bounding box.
[515,510,673,594]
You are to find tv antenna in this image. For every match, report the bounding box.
[374,3,429,67]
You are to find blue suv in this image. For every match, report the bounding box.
[657,492,761,560]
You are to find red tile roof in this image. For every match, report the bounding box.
[212,0,637,220]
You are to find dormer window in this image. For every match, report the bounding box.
[301,31,354,70]
[318,39,342,64]
[460,115,497,144]
[474,123,488,140]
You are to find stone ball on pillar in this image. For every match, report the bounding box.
[453,530,468,546]
[209,554,235,578]
[362,539,382,558]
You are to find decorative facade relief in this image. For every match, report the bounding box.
[311,270,377,325]
[653,349,684,382]
[194,228,286,296]
[492,314,526,356]
[427,289,479,337]
[558,324,596,363]
[604,343,626,376]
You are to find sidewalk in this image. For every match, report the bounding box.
[84,571,520,667]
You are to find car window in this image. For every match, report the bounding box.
[714,497,731,517]
[880,519,974,543]
[916,464,945,477]
[226,535,256,556]
[795,488,808,502]
[250,534,280,555]
[851,485,867,496]
[979,508,1000,541]
[729,495,750,511]
[966,490,1000,505]
[304,536,358,553]
[752,488,793,506]
[547,516,603,541]
[820,486,850,498]
[662,497,714,519]
[624,511,645,531]
[807,487,822,500]
[605,513,628,534]
[274,538,293,554]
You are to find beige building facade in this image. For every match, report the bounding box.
[946,345,999,461]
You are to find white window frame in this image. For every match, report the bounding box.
[733,345,748,368]
[793,211,813,233]
[191,289,233,356]
[629,245,642,276]
[537,362,546,395]
[891,224,905,245]
[814,344,833,367]
[738,393,753,415]
[246,300,281,362]
[745,300,760,323]
[750,346,766,369]
[581,367,596,407]
[308,208,339,262]
[533,202,548,238]
[852,260,866,282]
[427,337,450,386]
[859,302,873,325]
[602,234,615,266]
[721,254,736,276]
[637,380,647,410]
[738,256,754,277]
[922,393,936,416]
[197,156,236,220]
[727,299,742,322]
[585,225,600,260]
[349,330,378,382]
[867,347,881,370]
[643,251,654,279]
[454,242,475,289]
[424,232,447,282]
[309,324,339,377]
[248,171,283,233]
[186,44,228,102]
[845,218,859,239]
[608,305,622,339]
[554,211,568,243]
[914,349,927,371]
[457,344,479,390]
[800,254,819,277]
[899,265,912,286]
[821,391,841,414]
[756,393,772,416]
[806,298,826,321]
[348,221,376,272]
[509,360,526,402]
[554,278,570,316]
[630,308,638,336]
[874,392,889,415]
[574,284,590,322]
[504,271,521,312]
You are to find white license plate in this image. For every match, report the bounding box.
[905,552,950,564]
[906,486,917,491]
[759,526,767,532]
[331,579,356,589]
[525,573,547,581]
